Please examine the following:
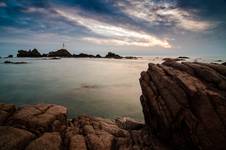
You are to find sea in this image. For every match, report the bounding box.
[0,56,224,120]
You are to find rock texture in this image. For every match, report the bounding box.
[140,61,226,150]
[1,104,168,150]
[1,61,226,150]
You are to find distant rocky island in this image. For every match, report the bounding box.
[16,48,138,59]
[1,61,226,149]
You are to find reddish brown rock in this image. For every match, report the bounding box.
[0,103,16,125]
[140,61,226,150]
[0,126,35,150]
[25,132,62,150]
[7,104,67,134]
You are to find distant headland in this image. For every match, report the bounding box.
[15,48,138,59]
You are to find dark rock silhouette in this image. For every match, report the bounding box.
[105,52,122,59]
[222,62,226,66]
[96,54,102,58]
[41,53,48,57]
[48,49,72,57]
[4,61,27,64]
[73,53,96,58]
[178,56,189,59]
[162,57,184,62]
[7,55,13,58]
[124,56,138,59]
[17,49,41,57]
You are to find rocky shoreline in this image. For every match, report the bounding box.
[1,61,226,150]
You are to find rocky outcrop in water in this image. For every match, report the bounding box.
[1,61,225,150]
[48,49,72,57]
[4,61,28,64]
[105,52,123,59]
[17,49,42,57]
[140,61,226,150]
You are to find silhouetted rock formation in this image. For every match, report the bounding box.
[178,56,189,59]
[222,62,226,66]
[7,55,13,58]
[124,56,138,59]
[17,49,42,57]
[105,52,122,59]
[162,57,184,62]
[48,49,72,57]
[140,61,226,150]
[96,54,102,58]
[73,53,96,58]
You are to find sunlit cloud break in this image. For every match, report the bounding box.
[55,9,171,48]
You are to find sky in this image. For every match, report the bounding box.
[0,0,226,57]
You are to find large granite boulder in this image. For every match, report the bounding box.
[64,115,166,150]
[0,126,35,150]
[0,103,16,125]
[25,132,62,150]
[140,61,226,150]
[7,104,67,134]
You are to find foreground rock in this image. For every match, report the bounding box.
[0,104,169,150]
[0,126,35,150]
[140,61,226,150]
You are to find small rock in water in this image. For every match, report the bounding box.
[4,61,27,64]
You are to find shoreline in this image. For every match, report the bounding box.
[0,61,226,149]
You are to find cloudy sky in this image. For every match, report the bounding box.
[0,0,225,56]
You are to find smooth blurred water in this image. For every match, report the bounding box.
[0,57,164,120]
[0,56,224,120]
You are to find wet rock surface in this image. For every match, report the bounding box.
[1,61,225,150]
[140,61,226,150]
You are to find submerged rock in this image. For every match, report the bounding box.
[4,61,28,64]
[178,56,189,59]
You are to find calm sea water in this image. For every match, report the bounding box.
[0,56,224,120]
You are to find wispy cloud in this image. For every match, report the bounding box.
[55,9,171,48]
[117,0,215,32]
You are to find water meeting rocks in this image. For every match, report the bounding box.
[1,61,226,150]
